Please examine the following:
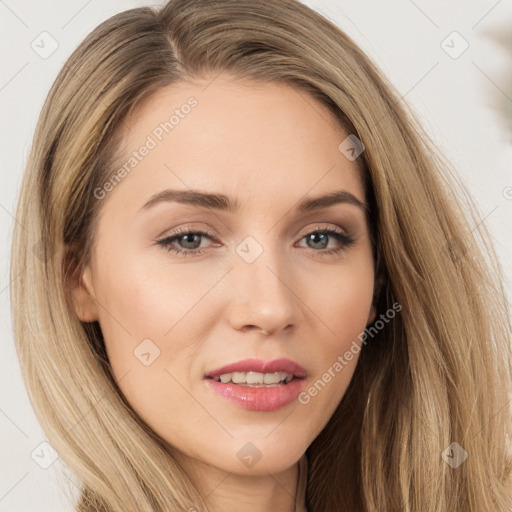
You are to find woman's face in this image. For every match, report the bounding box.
[72,75,376,477]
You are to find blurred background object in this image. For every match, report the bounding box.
[478,22,512,143]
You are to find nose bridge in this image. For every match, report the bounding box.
[229,232,300,333]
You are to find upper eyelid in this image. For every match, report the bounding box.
[157,224,352,246]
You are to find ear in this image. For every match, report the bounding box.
[368,271,386,324]
[65,246,99,322]
[367,304,376,324]
[373,272,386,300]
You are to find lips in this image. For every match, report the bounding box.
[204,358,308,411]
[204,357,307,379]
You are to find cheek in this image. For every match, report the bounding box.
[315,257,375,350]
[295,260,374,419]
[90,250,216,421]
[92,246,202,356]
[93,265,201,437]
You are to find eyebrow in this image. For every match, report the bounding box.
[140,188,368,213]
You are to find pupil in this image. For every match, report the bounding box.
[182,234,200,249]
[309,233,327,249]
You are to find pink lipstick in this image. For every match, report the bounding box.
[204,358,307,412]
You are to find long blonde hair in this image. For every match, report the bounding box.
[10,0,512,510]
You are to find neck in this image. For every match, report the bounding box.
[175,452,303,512]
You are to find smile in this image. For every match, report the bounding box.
[204,358,308,411]
[213,371,295,386]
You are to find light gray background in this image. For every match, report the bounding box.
[1,1,511,511]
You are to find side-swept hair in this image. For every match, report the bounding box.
[11,1,512,510]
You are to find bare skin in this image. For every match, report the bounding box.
[71,74,376,512]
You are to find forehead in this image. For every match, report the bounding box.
[104,75,365,215]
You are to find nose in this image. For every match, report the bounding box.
[228,237,303,336]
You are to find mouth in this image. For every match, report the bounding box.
[204,358,307,411]
[205,357,307,380]
[209,370,297,387]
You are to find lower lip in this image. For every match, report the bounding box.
[205,378,306,411]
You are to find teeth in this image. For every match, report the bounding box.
[215,371,295,385]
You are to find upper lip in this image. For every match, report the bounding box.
[205,358,307,379]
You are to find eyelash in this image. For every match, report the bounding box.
[156,225,356,258]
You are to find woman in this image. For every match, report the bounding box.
[10,0,512,510]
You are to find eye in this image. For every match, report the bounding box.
[156,228,218,257]
[156,225,356,257]
[296,227,356,256]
